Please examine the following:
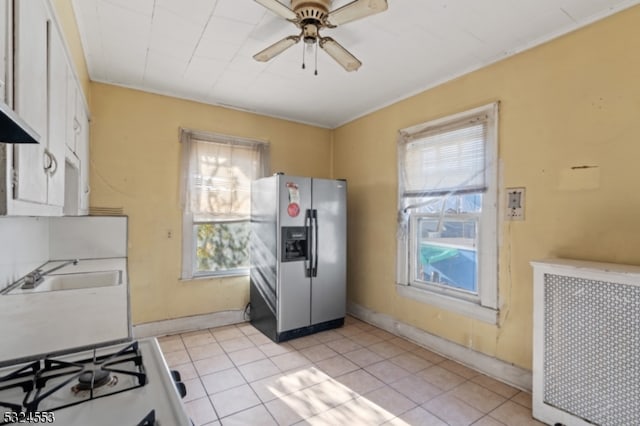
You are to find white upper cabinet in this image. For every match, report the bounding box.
[66,69,90,214]
[13,0,49,206]
[1,0,90,216]
[47,23,68,208]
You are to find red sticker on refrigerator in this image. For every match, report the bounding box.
[286,182,300,217]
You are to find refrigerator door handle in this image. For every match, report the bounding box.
[312,209,318,277]
[305,209,313,278]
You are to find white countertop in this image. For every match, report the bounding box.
[0,258,130,365]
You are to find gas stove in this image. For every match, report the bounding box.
[0,339,191,426]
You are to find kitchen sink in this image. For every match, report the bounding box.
[46,270,122,291]
[7,270,122,294]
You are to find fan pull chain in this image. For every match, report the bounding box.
[314,40,318,76]
[301,42,306,70]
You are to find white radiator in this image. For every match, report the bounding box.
[531,259,640,426]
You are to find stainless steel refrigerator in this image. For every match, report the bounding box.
[250,174,347,342]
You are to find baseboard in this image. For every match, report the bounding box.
[132,304,532,392]
[347,302,532,392]
[133,310,246,338]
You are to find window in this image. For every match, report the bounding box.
[180,129,269,279]
[396,103,498,323]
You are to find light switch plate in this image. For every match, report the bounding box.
[506,187,525,220]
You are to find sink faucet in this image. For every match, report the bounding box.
[21,259,79,290]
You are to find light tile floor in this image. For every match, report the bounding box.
[158,316,543,426]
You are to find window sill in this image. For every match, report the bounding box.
[396,284,498,324]
[180,272,249,283]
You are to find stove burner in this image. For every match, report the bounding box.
[72,369,117,392]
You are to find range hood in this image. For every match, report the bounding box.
[0,100,40,144]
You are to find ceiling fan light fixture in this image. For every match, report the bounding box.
[302,23,319,44]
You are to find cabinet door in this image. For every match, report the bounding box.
[0,0,7,104]
[77,106,90,214]
[13,0,49,204]
[47,25,67,207]
[66,72,77,153]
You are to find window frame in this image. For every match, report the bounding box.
[180,129,269,280]
[396,103,499,323]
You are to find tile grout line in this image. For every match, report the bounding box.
[161,319,534,426]
[180,330,223,424]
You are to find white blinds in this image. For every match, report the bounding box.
[181,129,269,222]
[402,119,487,196]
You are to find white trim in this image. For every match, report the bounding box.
[132,310,246,338]
[480,102,499,309]
[400,102,497,136]
[348,302,531,392]
[180,211,193,279]
[396,284,498,324]
[179,127,269,149]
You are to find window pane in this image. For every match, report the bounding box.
[416,217,478,293]
[194,222,250,274]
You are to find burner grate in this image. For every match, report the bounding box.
[136,409,156,426]
[0,361,41,413]
[0,341,147,424]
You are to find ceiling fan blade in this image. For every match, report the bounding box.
[326,0,388,26]
[319,37,362,72]
[254,0,297,21]
[253,35,301,62]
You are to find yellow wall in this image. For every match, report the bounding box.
[333,6,640,370]
[54,0,640,370]
[51,0,91,107]
[88,83,332,324]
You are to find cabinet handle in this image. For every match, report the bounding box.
[73,118,81,134]
[43,150,58,176]
[43,150,53,171]
[49,152,58,176]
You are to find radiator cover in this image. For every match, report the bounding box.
[532,259,640,426]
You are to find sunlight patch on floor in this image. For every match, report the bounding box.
[267,366,407,425]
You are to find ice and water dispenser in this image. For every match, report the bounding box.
[281,227,308,261]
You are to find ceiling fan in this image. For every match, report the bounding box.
[253,0,388,73]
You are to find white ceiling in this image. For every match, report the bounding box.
[71,0,640,128]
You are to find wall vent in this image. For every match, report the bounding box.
[531,259,640,426]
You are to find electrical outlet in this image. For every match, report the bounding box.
[506,187,525,220]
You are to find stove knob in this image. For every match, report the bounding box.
[170,370,187,398]
[170,370,182,382]
[175,381,187,399]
